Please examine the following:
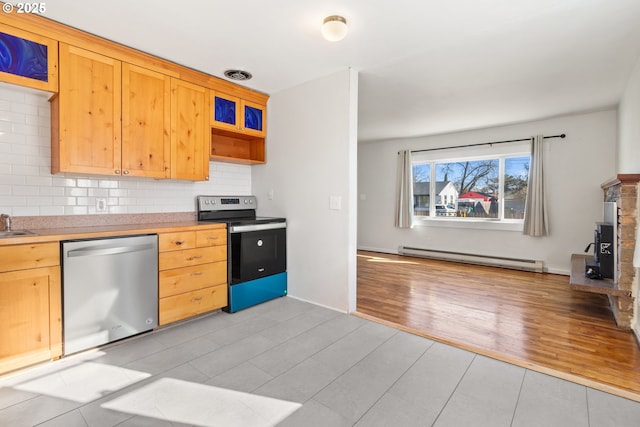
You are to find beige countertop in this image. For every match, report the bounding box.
[0,221,226,246]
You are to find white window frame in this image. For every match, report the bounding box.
[412,141,530,231]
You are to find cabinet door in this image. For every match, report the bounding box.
[170,79,209,181]
[0,266,61,373]
[241,99,266,137]
[0,23,58,92]
[54,43,122,175]
[122,63,170,178]
[211,90,240,133]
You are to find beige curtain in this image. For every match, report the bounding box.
[395,150,413,228]
[523,135,548,236]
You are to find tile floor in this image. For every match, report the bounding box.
[1,297,639,426]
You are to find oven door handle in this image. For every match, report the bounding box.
[230,222,287,233]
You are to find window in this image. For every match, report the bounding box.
[412,149,530,222]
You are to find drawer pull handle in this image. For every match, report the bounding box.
[191,296,203,302]
[191,272,204,276]
[208,236,218,240]
[187,255,203,261]
[174,240,185,246]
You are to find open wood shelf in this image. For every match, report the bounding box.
[210,127,265,165]
[569,254,631,297]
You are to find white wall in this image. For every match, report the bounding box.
[358,109,617,274]
[0,85,251,216]
[618,54,640,336]
[618,55,640,174]
[252,69,358,313]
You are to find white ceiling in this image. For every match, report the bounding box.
[22,0,640,142]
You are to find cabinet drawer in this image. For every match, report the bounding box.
[159,231,196,252]
[196,229,227,247]
[0,243,59,273]
[159,246,226,270]
[159,261,226,298]
[159,284,227,325]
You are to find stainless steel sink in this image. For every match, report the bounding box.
[0,230,37,238]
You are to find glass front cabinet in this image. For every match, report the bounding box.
[211,90,266,138]
[0,24,58,92]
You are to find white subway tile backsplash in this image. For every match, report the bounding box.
[12,206,39,216]
[11,164,40,176]
[12,102,39,116]
[53,197,77,206]
[38,186,64,196]
[13,185,39,196]
[12,122,41,136]
[65,206,87,215]
[25,175,54,187]
[0,85,252,217]
[65,188,87,197]
[0,110,26,123]
[27,196,53,206]
[39,206,65,216]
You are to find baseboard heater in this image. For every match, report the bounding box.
[398,246,544,273]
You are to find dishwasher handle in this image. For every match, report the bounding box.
[66,243,156,258]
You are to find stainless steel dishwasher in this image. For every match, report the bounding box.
[61,234,158,355]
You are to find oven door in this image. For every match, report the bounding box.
[230,224,286,284]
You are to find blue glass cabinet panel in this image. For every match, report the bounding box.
[214,96,237,126]
[0,31,48,82]
[244,105,263,132]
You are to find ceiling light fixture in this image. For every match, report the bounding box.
[321,15,348,42]
[224,69,252,81]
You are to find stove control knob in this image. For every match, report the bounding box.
[204,200,210,205]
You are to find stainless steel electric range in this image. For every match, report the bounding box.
[196,195,287,312]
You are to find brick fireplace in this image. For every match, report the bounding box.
[602,174,639,330]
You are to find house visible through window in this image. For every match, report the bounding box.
[412,150,530,222]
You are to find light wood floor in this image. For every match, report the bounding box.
[355,251,640,402]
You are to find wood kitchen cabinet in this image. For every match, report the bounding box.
[52,44,207,180]
[158,227,227,325]
[51,43,122,176]
[121,63,171,178]
[170,79,210,181]
[0,23,58,93]
[210,89,267,165]
[211,90,266,138]
[0,243,62,375]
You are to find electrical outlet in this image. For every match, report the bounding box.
[96,198,107,213]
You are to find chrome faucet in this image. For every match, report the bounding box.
[1,214,11,232]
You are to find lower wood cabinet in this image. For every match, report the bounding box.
[0,243,61,374]
[158,226,227,325]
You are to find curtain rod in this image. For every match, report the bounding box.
[409,133,566,154]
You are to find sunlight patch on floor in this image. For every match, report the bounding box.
[0,350,151,403]
[101,377,302,427]
[357,253,419,265]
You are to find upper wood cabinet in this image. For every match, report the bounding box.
[0,23,58,93]
[170,78,210,181]
[52,43,122,176]
[210,89,268,164]
[122,63,171,178]
[52,44,208,180]
[211,90,266,138]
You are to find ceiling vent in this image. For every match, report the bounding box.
[224,69,252,81]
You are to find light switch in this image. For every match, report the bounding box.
[330,195,342,210]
